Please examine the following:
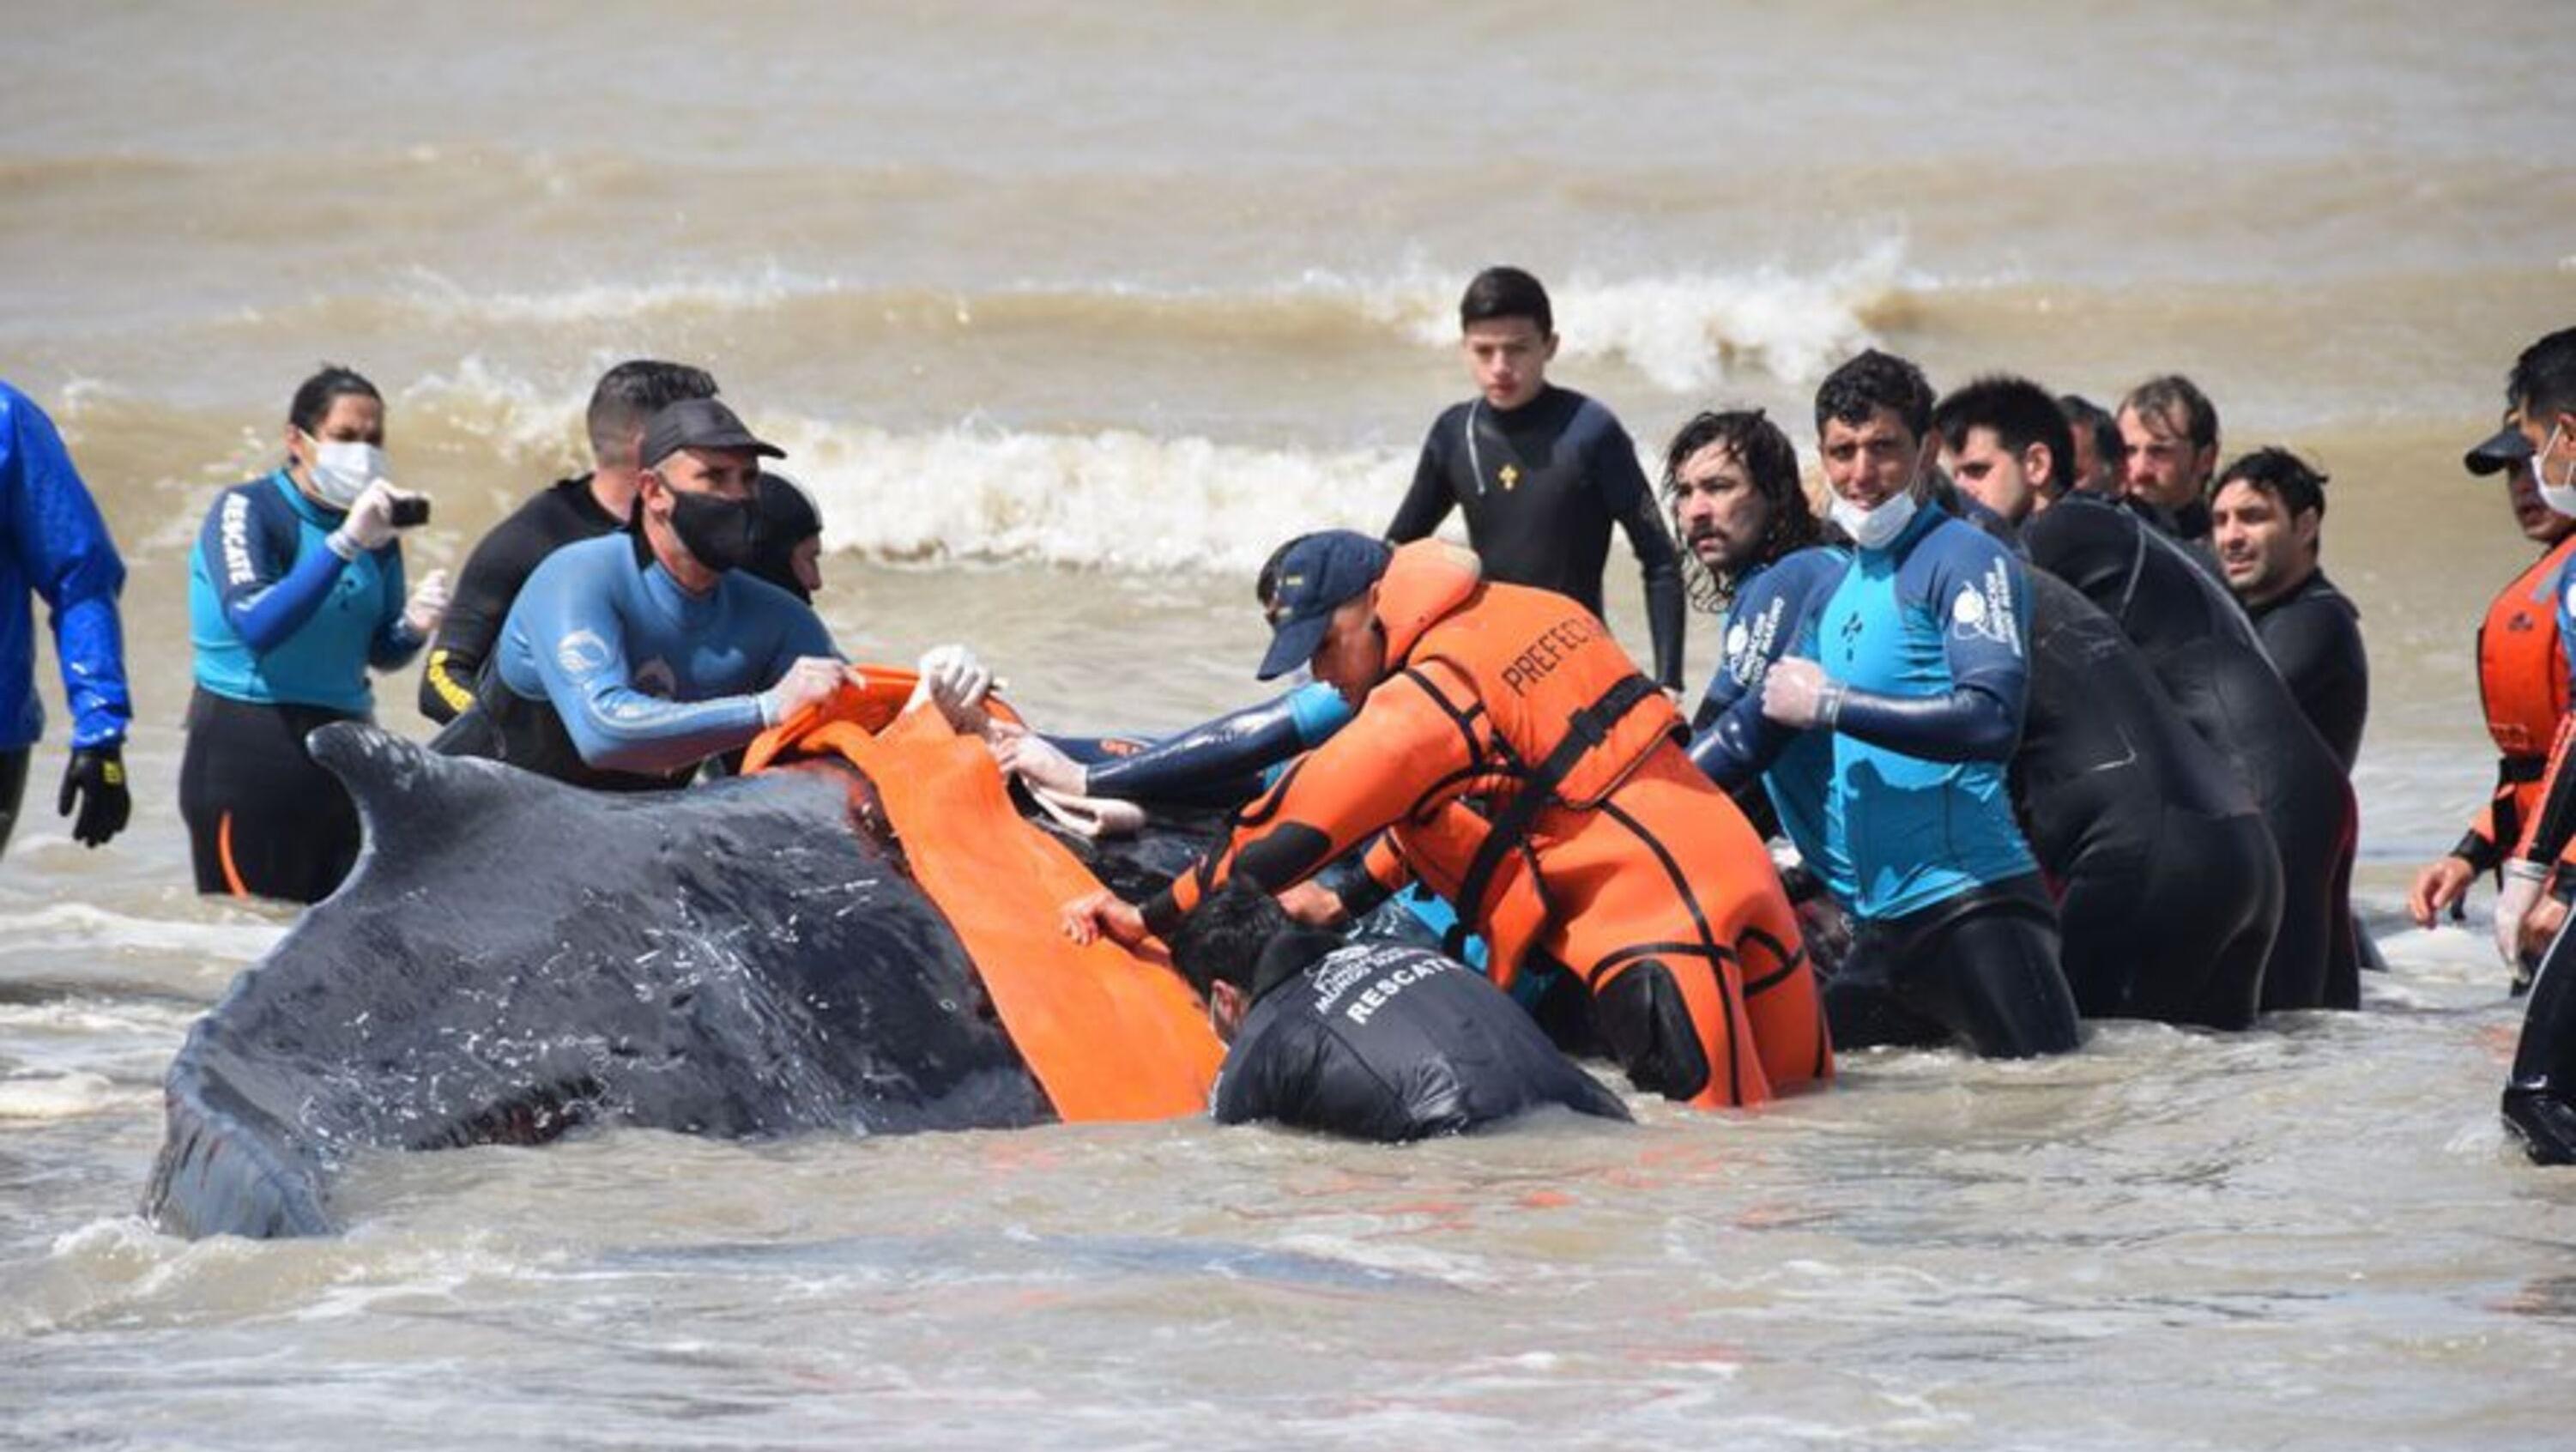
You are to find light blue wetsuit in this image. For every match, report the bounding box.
[1786,501,2074,1057]
[1808,503,2035,921]
[190,469,416,712]
[180,465,417,902]
[471,532,836,784]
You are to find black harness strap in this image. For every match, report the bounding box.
[1451,672,1660,926]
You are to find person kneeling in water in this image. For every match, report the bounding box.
[1166,881,1630,1140]
[1064,529,1831,1110]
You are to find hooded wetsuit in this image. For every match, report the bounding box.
[2023,493,2356,1012]
[2247,569,2369,773]
[184,469,421,902]
[1212,933,1631,1140]
[1,382,130,860]
[1388,384,1687,689]
[432,531,835,790]
[1788,502,2079,1057]
[419,475,621,723]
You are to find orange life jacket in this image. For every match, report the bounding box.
[1377,539,1681,844]
[2476,536,2576,866]
[2479,535,2576,760]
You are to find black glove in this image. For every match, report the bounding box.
[58,744,130,848]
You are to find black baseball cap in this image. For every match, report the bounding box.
[2466,415,2534,477]
[1256,530,1393,680]
[642,397,785,468]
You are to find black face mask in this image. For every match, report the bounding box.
[667,488,763,572]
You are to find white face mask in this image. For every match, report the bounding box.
[1830,486,1920,551]
[2537,420,2576,519]
[303,434,387,510]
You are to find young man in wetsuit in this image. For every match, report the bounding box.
[1386,266,1687,693]
[1742,352,2079,1057]
[2488,326,2576,1163]
[419,360,719,723]
[1062,529,1831,1110]
[2020,409,2357,1013]
[2211,448,2369,771]
[1932,375,2281,1027]
[0,380,131,858]
[2410,416,2573,971]
[431,398,868,789]
[1169,880,1630,1140]
[2118,374,2221,544]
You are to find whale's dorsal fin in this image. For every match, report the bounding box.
[305,722,573,874]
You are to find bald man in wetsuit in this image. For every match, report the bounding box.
[1386,266,1687,693]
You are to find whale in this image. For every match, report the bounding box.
[142,723,1217,1239]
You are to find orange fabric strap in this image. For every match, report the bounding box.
[747,678,1221,1122]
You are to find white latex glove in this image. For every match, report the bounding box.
[2496,862,2549,970]
[326,479,407,556]
[403,568,451,638]
[758,656,846,726]
[914,644,993,717]
[1761,656,1843,729]
[997,729,1090,796]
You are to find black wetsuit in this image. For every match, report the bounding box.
[2017,571,2282,1027]
[419,475,621,723]
[2023,493,2356,1011]
[1388,385,1686,689]
[2248,569,2368,773]
[1212,934,1633,1140]
[2509,919,2576,1164]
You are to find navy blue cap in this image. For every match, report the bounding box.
[1255,530,1393,680]
[642,397,785,468]
[2467,419,2535,477]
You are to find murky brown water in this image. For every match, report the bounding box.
[7,1,2576,1445]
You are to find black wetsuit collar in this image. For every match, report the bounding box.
[1249,929,1346,1000]
[1476,383,1564,424]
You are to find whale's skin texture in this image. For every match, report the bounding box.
[142,724,1078,1239]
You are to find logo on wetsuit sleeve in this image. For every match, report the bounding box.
[219,493,256,587]
[556,628,612,678]
[1951,561,2022,656]
[1725,597,1787,689]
